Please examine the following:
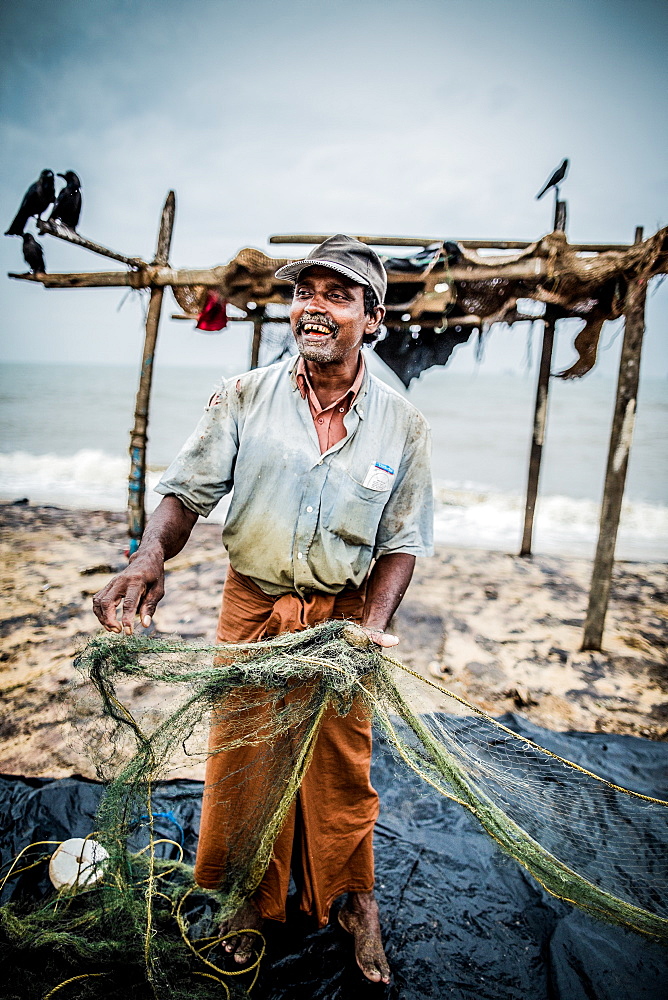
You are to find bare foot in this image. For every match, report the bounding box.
[218,898,264,964]
[338,890,391,984]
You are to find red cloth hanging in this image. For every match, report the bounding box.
[196,290,228,331]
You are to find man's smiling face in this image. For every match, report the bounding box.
[290,266,382,365]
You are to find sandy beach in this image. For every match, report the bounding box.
[0,500,666,781]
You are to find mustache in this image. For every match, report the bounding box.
[296,313,339,336]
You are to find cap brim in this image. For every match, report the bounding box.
[274,258,370,286]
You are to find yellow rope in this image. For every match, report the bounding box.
[175,886,266,986]
[0,840,61,893]
[42,973,106,999]
[135,838,184,881]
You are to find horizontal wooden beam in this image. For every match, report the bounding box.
[8,266,228,289]
[170,312,253,322]
[389,262,546,281]
[269,233,633,253]
[271,234,444,248]
[8,258,547,290]
[170,311,541,332]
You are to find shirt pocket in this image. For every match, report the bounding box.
[322,470,389,546]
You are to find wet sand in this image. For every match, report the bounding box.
[0,501,666,780]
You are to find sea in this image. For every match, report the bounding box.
[1,360,666,561]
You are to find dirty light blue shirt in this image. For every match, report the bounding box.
[156,355,433,596]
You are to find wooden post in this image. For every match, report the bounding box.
[250,307,264,369]
[520,307,557,555]
[520,199,567,556]
[127,192,175,554]
[582,227,647,651]
[555,200,567,233]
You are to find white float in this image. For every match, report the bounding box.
[49,837,109,890]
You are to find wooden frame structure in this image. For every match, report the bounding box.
[8,192,667,652]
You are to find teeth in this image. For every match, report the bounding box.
[303,324,331,334]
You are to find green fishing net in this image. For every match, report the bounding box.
[1,621,666,998]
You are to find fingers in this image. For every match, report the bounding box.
[92,582,143,635]
[92,581,126,633]
[120,585,145,635]
[138,580,165,630]
[92,568,164,634]
[366,630,400,648]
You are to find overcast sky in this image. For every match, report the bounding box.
[1,0,666,377]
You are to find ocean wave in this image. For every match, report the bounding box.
[0,451,665,560]
[433,485,667,560]
[0,450,161,511]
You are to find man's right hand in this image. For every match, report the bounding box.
[92,495,198,634]
[92,547,165,634]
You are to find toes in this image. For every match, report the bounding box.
[360,954,391,984]
[363,964,390,985]
[233,937,253,964]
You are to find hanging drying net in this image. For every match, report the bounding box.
[1,621,666,999]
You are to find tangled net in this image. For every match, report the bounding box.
[1,622,666,998]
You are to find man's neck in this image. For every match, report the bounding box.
[302,352,363,408]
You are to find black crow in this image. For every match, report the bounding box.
[536,158,569,200]
[49,171,82,229]
[5,169,55,236]
[22,233,46,273]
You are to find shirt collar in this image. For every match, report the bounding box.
[293,353,367,408]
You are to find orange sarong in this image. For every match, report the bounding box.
[194,566,379,927]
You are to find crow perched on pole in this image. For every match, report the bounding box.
[22,233,46,274]
[5,169,55,236]
[536,158,569,200]
[49,171,82,230]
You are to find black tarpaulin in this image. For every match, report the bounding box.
[1,714,666,1000]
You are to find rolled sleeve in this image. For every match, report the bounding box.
[155,381,239,517]
[374,417,434,558]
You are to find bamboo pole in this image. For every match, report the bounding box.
[172,311,539,329]
[127,192,175,554]
[35,219,146,268]
[581,227,647,651]
[8,270,137,286]
[8,259,549,289]
[269,234,632,252]
[249,308,264,369]
[520,200,567,556]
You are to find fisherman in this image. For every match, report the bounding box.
[92,235,433,984]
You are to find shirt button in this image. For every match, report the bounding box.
[297,552,303,560]
[306,505,313,513]
[317,417,324,423]
[339,407,345,412]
